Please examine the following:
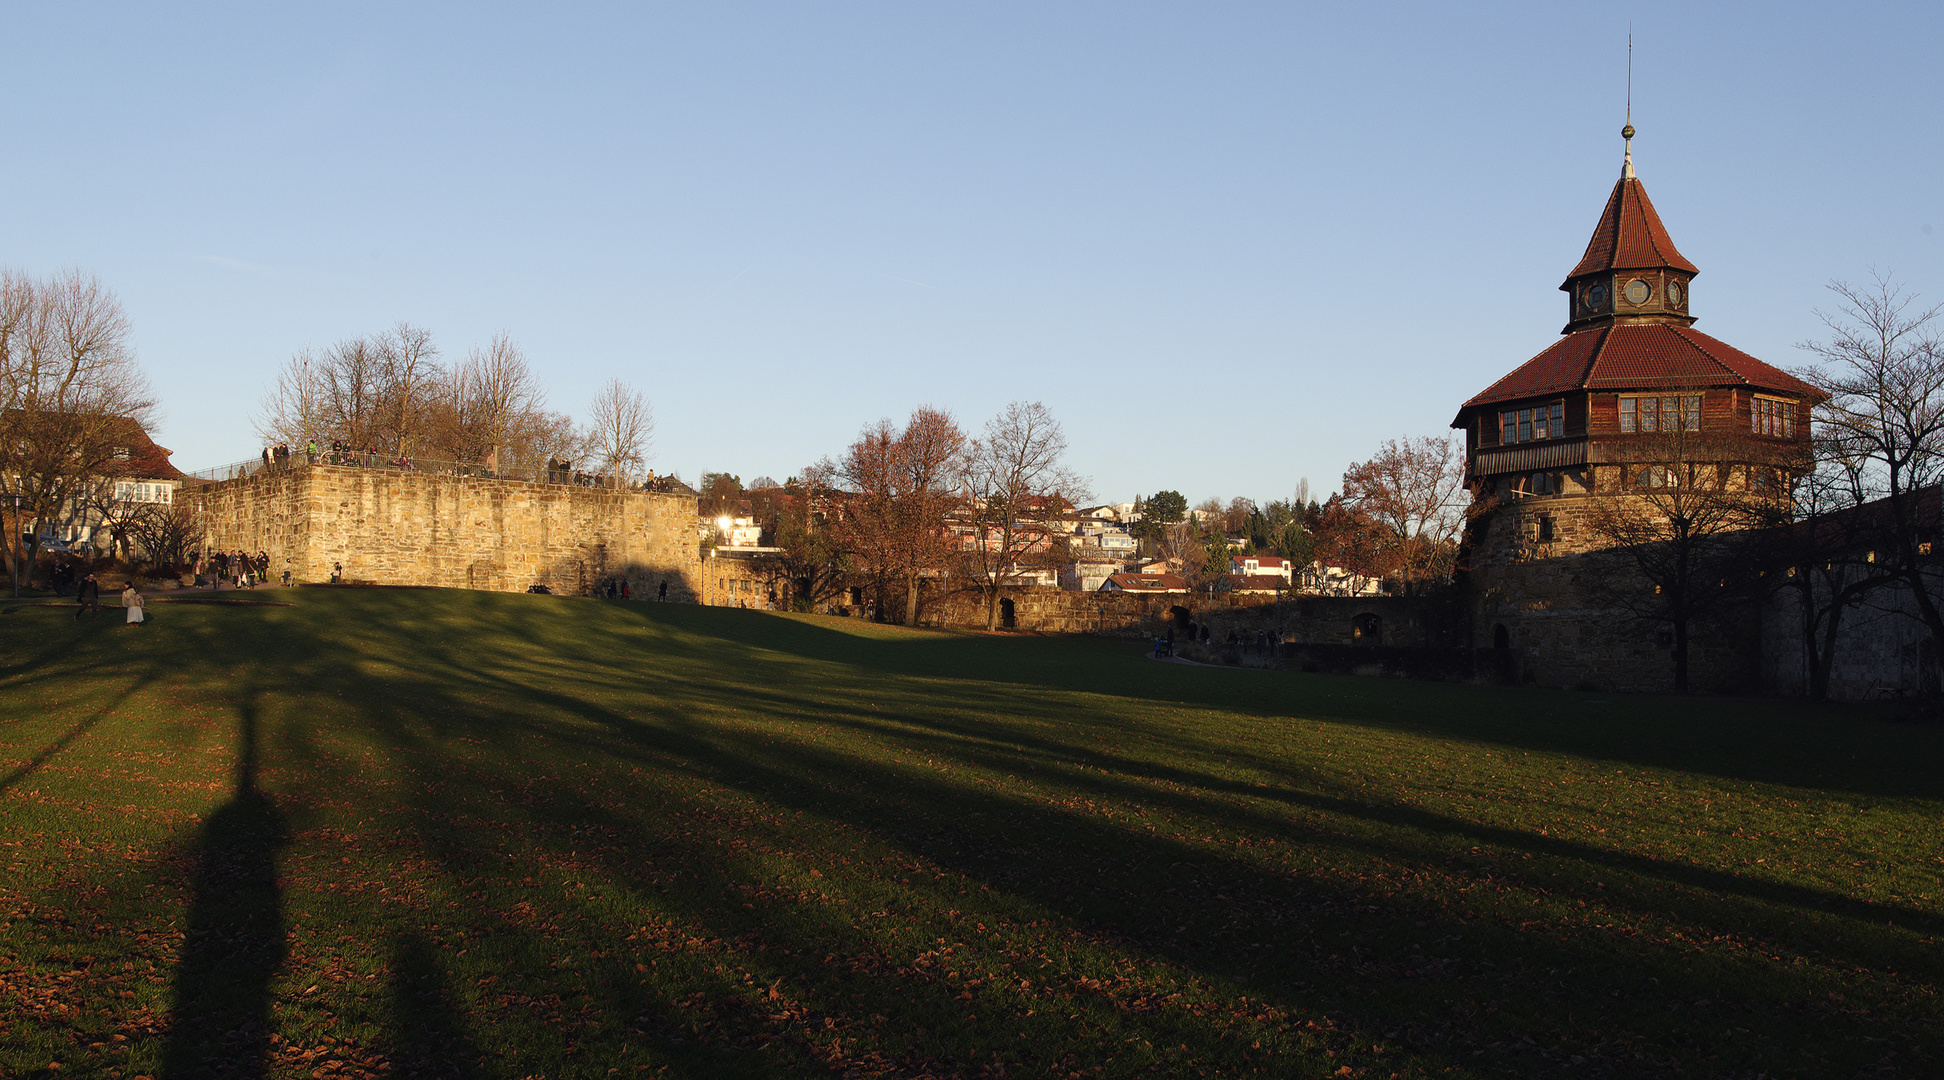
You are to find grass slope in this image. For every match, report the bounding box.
[1,588,1940,1078]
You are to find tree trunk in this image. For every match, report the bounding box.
[1672,612,1689,695]
[903,569,920,627]
[984,587,1000,632]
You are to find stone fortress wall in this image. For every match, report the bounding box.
[1465,465,1763,694]
[193,464,702,599]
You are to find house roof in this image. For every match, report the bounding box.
[1238,555,1288,567]
[1102,573,1187,593]
[1459,323,1824,412]
[1564,176,1698,283]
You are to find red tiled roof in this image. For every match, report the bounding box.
[1565,177,1698,281]
[1460,324,1824,411]
[1103,573,1187,592]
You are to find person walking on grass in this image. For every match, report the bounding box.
[121,583,145,627]
[74,573,101,619]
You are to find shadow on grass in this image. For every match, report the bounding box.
[16,589,1937,1078]
[385,932,492,1079]
[162,703,288,1080]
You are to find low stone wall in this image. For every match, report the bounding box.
[193,463,702,598]
[913,584,1461,648]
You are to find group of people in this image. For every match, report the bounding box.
[199,549,272,588]
[260,443,302,470]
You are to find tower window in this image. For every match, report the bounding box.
[1753,396,1796,438]
[1500,402,1564,444]
[1620,394,1702,433]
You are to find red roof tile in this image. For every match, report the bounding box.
[1461,324,1823,410]
[1566,177,1698,281]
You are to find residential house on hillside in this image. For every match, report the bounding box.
[1230,554,1293,583]
[23,416,186,555]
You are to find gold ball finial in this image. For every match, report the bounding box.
[1622,123,1635,140]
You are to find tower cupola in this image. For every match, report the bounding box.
[1559,126,1699,334]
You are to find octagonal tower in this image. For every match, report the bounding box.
[1451,127,1822,692]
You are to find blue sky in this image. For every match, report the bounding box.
[4,3,1938,507]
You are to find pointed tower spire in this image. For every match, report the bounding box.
[1621,31,1635,179]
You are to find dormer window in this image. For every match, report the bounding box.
[112,446,131,461]
[1500,402,1563,444]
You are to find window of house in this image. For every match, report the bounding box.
[112,447,131,461]
[1620,394,1702,433]
[1538,515,1555,542]
[1499,402,1564,444]
[1753,396,1796,438]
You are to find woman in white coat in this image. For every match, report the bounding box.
[122,584,145,627]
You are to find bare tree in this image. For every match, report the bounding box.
[428,332,544,471]
[1339,434,1467,582]
[126,498,203,570]
[0,269,157,586]
[586,379,653,488]
[1798,274,1944,668]
[1583,426,1771,694]
[829,408,967,624]
[1749,437,1895,700]
[959,401,1089,630]
[252,348,326,453]
[375,322,440,458]
[318,334,387,451]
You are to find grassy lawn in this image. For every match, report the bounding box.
[2,588,1940,1079]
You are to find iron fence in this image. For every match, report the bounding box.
[181,453,694,494]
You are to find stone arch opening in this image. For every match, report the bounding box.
[1493,623,1510,650]
[1000,597,1017,629]
[1352,612,1383,645]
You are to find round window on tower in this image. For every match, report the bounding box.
[1585,282,1609,311]
[1624,279,1652,305]
[1667,279,1684,308]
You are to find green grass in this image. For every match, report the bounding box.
[2,588,1940,1078]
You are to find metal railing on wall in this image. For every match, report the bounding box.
[181,453,695,494]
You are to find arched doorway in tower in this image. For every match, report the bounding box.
[1352,612,1383,645]
[1493,624,1510,651]
[1169,605,1192,636]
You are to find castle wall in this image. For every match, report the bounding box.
[910,584,1459,646]
[193,464,701,598]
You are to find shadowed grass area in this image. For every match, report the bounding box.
[1,587,1940,1078]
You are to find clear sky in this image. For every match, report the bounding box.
[5,3,1939,508]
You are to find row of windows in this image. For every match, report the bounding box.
[1619,394,1702,433]
[1753,396,1796,437]
[114,482,172,504]
[1501,402,1564,444]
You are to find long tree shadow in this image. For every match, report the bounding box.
[162,703,288,1080]
[385,931,493,1079]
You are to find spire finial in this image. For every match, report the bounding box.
[1621,29,1636,179]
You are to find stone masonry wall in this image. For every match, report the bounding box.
[912,584,1457,647]
[194,464,702,598]
[1466,479,1761,693]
